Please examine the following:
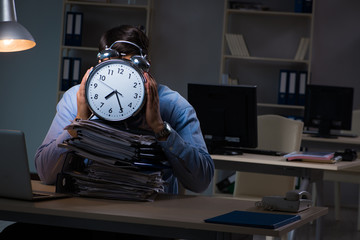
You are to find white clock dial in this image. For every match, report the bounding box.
[85,60,146,121]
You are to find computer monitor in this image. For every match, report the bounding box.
[304,84,354,138]
[187,83,258,154]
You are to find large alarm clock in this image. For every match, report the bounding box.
[85,59,146,121]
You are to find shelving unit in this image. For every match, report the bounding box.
[57,0,152,101]
[213,0,315,196]
[219,0,315,117]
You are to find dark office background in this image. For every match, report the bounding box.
[0,0,359,206]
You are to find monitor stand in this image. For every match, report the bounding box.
[211,147,244,155]
[206,139,243,155]
[311,122,338,139]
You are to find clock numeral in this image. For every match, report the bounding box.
[108,69,114,75]
[100,102,104,108]
[133,82,137,88]
[134,93,138,99]
[119,108,123,113]
[94,83,98,88]
[99,75,106,81]
[128,73,132,79]
[94,94,98,100]
[128,102,132,108]
[109,108,113,113]
[118,68,124,74]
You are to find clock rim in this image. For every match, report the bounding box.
[85,59,147,122]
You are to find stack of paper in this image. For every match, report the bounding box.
[56,120,169,201]
[284,151,340,163]
[294,37,310,60]
[225,33,250,57]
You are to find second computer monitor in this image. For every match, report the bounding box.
[304,84,354,138]
[188,83,258,153]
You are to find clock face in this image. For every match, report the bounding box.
[85,59,146,121]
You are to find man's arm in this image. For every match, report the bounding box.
[34,86,78,184]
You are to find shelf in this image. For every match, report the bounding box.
[223,55,309,64]
[58,0,151,102]
[258,103,304,110]
[65,0,149,9]
[227,9,312,17]
[62,45,98,52]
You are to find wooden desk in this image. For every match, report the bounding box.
[0,181,327,240]
[212,153,360,172]
[212,153,360,195]
[212,154,360,239]
[301,134,360,230]
[302,134,360,151]
[212,154,360,190]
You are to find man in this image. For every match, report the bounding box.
[35,25,214,194]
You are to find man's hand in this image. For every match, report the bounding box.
[143,72,165,138]
[69,67,92,138]
[76,67,92,120]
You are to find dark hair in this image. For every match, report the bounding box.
[98,25,149,59]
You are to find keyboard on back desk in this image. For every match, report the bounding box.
[240,148,287,156]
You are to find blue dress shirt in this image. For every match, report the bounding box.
[35,84,214,194]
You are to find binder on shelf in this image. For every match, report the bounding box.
[287,71,297,105]
[65,12,74,46]
[61,57,71,91]
[73,12,83,46]
[294,0,313,13]
[65,12,83,46]
[297,71,307,105]
[71,58,81,86]
[61,57,82,91]
[277,70,288,105]
[303,0,313,13]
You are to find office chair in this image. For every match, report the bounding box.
[211,115,303,198]
[234,115,303,200]
[233,115,303,199]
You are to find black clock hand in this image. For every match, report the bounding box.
[115,91,123,112]
[105,90,116,100]
[105,89,123,100]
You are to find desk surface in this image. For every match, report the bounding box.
[0,181,327,239]
[302,134,360,145]
[211,153,360,171]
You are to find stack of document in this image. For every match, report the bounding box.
[56,120,169,201]
[284,151,340,163]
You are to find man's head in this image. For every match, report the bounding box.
[98,25,149,61]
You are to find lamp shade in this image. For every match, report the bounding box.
[0,0,36,52]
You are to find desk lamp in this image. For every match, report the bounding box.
[0,0,36,52]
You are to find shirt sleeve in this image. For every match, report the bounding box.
[34,86,78,184]
[158,105,214,193]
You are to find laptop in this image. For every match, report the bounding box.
[0,129,68,201]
